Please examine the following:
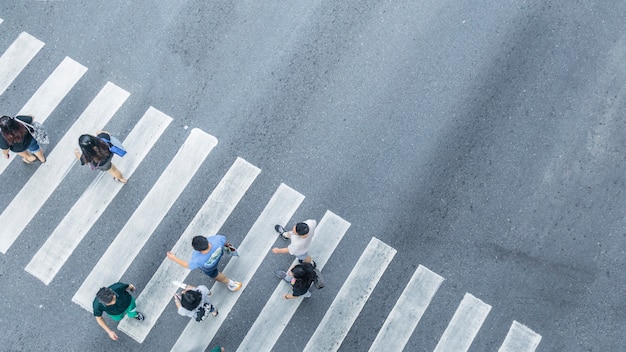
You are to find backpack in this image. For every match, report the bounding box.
[195,303,216,322]
[313,268,325,289]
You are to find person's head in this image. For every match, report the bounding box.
[78,134,110,162]
[0,115,27,145]
[96,287,116,306]
[192,236,209,251]
[180,289,202,310]
[293,222,309,236]
[291,262,317,280]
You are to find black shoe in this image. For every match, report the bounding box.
[275,225,289,240]
[134,312,145,321]
[312,260,317,269]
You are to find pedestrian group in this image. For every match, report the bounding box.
[1,114,323,350]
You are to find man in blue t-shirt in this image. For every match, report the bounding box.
[167,235,242,292]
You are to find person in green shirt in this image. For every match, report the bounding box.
[92,282,144,341]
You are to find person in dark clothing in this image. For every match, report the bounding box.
[92,282,144,341]
[74,131,127,183]
[0,115,46,163]
[276,262,318,299]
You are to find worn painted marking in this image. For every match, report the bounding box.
[0,32,44,94]
[369,265,444,351]
[498,321,542,352]
[433,293,492,352]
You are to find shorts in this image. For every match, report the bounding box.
[108,296,137,321]
[26,138,41,153]
[95,158,112,171]
[294,252,309,261]
[202,267,219,278]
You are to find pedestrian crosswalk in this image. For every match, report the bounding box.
[72,128,218,311]
[0,32,44,95]
[369,265,444,351]
[237,210,351,352]
[26,106,172,284]
[0,29,542,351]
[0,56,87,176]
[0,82,129,254]
[303,237,397,352]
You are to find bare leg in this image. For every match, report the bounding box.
[214,272,230,284]
[17,151,37,163]
[107,163,127,183]
[34,148,46,162]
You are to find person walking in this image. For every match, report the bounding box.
[92,282,144,341]
[272,219,317,267]
[74,131,127,184]
[166,235,243,292]
[173,284,218,321]
[0,115,46,163]
[276,262,319,299]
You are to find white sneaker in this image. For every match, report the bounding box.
[227,281,242,292]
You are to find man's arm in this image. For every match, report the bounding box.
[95,316,118,340]
[166,251,189,268]
[271,247,289,254]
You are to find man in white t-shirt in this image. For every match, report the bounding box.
[272,219,317,267]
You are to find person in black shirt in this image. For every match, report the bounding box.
[276,262,318,299]
[92,282,144,341]
[0,115,46,163]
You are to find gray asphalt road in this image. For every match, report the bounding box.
[0,1,625,351]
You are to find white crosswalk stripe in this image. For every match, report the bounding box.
[369,264,445,351]
[0,32,44,95]
[499,321,542,352]
[237,210,351,352]
[303,237,397,352]
[117,157,261,343]
[0,56,87,176]
[0,28,544,352]
[434,292,492,352]
[170,183,305,352]
[25,107,172,285]
[0,82,129,254]
[71,128,218,311]
[17,56,87,119]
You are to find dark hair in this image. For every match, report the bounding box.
[180,290,202,310]
[295,222,309,236]
[192,236,209,251]
[0,115,28,145]
[78,134,111,164]
[291,262,318,292]
[292,262,317,279]
[96,287,115,305]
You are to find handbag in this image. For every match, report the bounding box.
[100,136,127,157]
[14,116,49,145]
